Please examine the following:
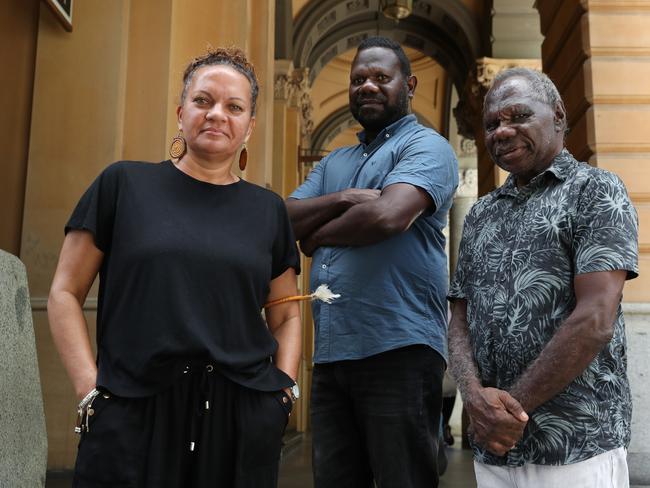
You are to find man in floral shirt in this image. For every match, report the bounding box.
[448,67,638,487]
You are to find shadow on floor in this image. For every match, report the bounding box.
[278,433,477,488]
[47,433,477,488]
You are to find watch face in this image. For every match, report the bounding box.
[291,384,300,399]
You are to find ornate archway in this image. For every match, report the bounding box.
[293,0,482,92]
[311,106,435,151]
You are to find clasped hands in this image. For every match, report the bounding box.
[465,386,529,457]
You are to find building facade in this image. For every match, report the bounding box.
[2,0,648,481]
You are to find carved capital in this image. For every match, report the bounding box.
[274,64,314,139]
[274,59,295,101]
[453,57,542,140]
[288,68,310,108]
[475,57,542,90]
[456,168,478,198]
[274,74,291,100]
[459,137,477,157]
[289,68,314,138]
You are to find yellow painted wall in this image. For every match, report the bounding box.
[23,0,131,468]
[1,0,39,256]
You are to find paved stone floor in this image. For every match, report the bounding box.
[46,434,476,488]
[278,434,477,488]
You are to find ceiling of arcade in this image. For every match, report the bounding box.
[311,47,448,152]
[289,0,490,151]
[292,0,486,20]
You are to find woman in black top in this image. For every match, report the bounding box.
[48,47,302,488]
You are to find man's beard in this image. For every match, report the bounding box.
[350,86,410,133]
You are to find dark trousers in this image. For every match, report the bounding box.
[311,345,445,488]
[73,364,292,488]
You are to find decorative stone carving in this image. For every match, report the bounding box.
[456,168,478,198]
[288,68,314,140]
[453,57,542,140]
[346,0,369,14]
[274,59,294,101]
[0,250,47,487]
[274,62,314,142]
[274,74,291,101]
[459,137,477,157]
[299,93,315,139]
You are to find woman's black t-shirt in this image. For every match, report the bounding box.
[66,160,300,397]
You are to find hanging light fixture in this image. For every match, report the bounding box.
[380,0,413,20]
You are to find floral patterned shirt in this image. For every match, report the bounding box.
[449,149,639,466]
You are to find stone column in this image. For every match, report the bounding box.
[0,251,47,487]
[449,167,478,275]
[273,59,301,197]
[246,0,276,187]
[289,67,315,150]
[448,165,479,450]
[447,89,479,444]
[280,65,316,432]
[625,303,650,486]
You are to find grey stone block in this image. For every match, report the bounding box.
[629,452,650,485]
[0,250,47,487]
[625,303,650,486]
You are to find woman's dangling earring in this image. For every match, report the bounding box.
[238,143,248,171]
[169,130,186,159]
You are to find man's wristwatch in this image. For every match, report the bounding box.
[289,383,300,403]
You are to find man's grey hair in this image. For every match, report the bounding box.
[486,67,567,132]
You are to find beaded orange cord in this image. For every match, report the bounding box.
[264,284,341,308]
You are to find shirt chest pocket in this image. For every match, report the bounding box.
[352,154,397,189]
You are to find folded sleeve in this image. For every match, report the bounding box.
[383,130,458,213]
[65,162,121,253]
[288,156,329,200]
[572,170,639,280]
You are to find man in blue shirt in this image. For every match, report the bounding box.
[287,37,458,488]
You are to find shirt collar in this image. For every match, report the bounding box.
[494,148,576,198]
[544,148,576,181]
[356,114,417,146]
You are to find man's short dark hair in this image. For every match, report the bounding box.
[357,36,411,78]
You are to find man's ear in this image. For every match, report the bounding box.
[554,101,567,133]
[407,75,417,98]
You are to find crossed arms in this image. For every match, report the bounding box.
[286,183,433,256]
[448,269,627,456]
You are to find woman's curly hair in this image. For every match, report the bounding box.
[181,47,259,115]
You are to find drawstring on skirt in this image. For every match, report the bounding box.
[185,363,215,452]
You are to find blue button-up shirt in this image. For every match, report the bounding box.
[290,115,458,363]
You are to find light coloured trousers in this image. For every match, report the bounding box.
[474,447,629,488]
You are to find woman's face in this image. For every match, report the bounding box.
[177,64,255,163]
